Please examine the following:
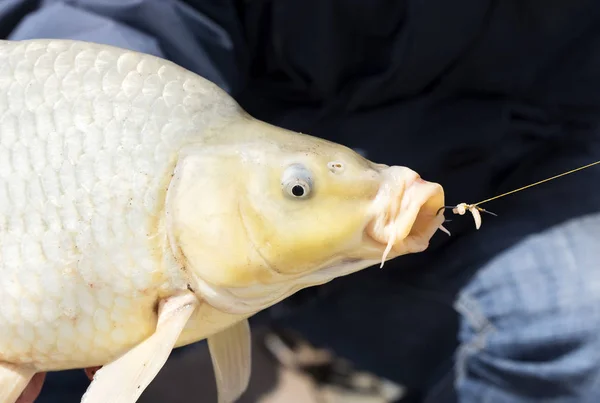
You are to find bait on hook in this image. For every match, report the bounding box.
[438,159,600,231]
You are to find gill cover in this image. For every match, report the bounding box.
[165,144,265,287]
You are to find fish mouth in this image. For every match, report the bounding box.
[365,170,446,263]
[403,180,446,250]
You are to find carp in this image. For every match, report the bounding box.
[0,39,446,402]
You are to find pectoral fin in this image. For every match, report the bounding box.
[0,362,37,403]
[208,319,252,403]
[81,291,199,403]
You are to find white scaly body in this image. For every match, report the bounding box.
[0,39,244,371]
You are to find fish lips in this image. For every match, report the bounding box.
[366,174,446,258]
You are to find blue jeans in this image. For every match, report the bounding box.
[426,212,600,403]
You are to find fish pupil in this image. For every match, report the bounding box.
[291,185,305,197]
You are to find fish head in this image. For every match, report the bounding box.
[166,116,445,314]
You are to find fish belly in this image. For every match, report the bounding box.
[0,39,235,371]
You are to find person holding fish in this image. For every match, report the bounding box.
[2,1,600,403]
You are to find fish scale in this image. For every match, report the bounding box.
[0,39,238,371]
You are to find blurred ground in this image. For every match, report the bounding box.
[139,326,407,403]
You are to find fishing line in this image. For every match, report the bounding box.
[471,159,600,207]
[436,159,600,227]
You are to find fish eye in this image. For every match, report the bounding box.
[290,184,307,197]
[282,164,313,199]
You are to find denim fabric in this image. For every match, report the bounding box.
[449,212,600,403]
